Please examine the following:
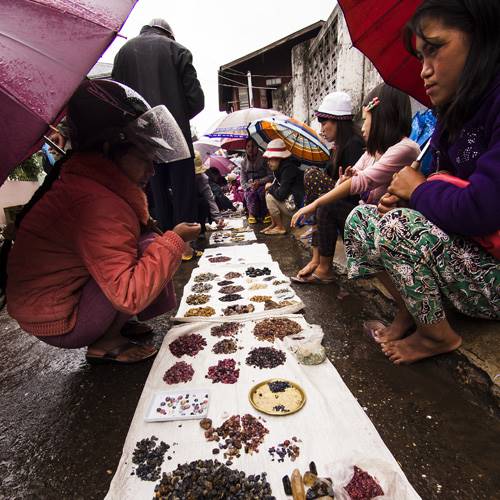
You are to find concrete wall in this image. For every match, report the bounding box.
[273,6,384,125]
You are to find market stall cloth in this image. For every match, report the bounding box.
[174,261,303,323]
[105,317,420,499]
[0,0,138,185]
[248,117,330,164]
[198,243,271,267]
[209,230,257,246]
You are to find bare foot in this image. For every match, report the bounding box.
[373,309,415,343]
[260,224,275,234]
[297,261,319,277]
[381,330,462,365]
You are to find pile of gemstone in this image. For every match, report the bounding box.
[153,459,275,499]
[202,414,270,461]
[245,266,271,278]
[344,466,384,499]
[246,346,286,369]
[186,293,210,305]
[268,437,301,462]
[169,333,206,357]
[210,322,240,338]
[223,304,255,316]
[191,282,212,293]
[253,318,302,342]
[194,272,218,282]
[131,436,170,481]
[206,358,240,384]
[184,306,216,317]
[212,338,238,355]
[163,361,194,384]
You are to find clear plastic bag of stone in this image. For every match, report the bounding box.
[283,324,326,365]
[326,456,411,500]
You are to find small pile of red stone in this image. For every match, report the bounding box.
[206,358,240,384]
[163,361,194,384]
[169,333,206,358]
[344,466,384,499]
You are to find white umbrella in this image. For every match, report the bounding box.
[193,137,221,162]
[205,108,286,139]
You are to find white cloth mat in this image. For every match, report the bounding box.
[106,317,420,499]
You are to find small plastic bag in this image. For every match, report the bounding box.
[284,324,326,365]
[327,456,417,499]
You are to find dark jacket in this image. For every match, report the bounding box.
[112,26,204,156]
[329,133,365,181]
[268,158,304,206]
[411,73,500,237]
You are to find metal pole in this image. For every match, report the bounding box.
[247,70,254,107]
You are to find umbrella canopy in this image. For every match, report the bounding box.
[193,137,221,161]
[204,155,235,176]
[221,137,247,151]
[0,0,138,185]
[205,108,286,139]
[337,0,431,107]
[248,117,330,164]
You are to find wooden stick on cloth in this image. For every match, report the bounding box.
[291,468,306,500]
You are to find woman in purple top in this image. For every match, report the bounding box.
[240,139,273,224]
[344,0,500,364]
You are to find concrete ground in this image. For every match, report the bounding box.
[0,229,499,499]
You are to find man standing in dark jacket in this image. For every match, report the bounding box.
[112,18,204,232]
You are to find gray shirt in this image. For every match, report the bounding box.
[239,152,272,189]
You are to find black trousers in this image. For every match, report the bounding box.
[149,157,197,231]
[312,198,359,257]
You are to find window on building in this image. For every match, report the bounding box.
[238,87,249,109]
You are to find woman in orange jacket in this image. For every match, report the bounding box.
[6,79,200,364]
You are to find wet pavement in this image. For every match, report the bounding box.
[1,230,499,499]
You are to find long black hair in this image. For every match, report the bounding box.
[363,83,412,156]
[404,0,500,142]
[319,118,363,177]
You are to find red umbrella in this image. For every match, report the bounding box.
[338,0,431,107]
[0,0,138,185]
[221,137,247,151]
[204,155,235,176]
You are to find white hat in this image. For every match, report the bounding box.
[262,138,292,159]
[315,92,354,120]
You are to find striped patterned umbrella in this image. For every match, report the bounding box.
[205,108,285,139]
[247,117,330,164]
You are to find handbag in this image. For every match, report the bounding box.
[427,173,500,259]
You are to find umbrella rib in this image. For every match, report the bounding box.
[0,82,50,122]
[0,31,76,68]
[26,0,122,31]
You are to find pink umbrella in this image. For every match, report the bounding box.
[0,0,138,185]
[204,155,235,176]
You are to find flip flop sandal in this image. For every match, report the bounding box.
[291,273,334,284]
[86,342,158,365]
[363,320,387,341]
[291,274,313,283]
[182,250,204,262]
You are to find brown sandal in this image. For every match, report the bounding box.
[86,342,158,365]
